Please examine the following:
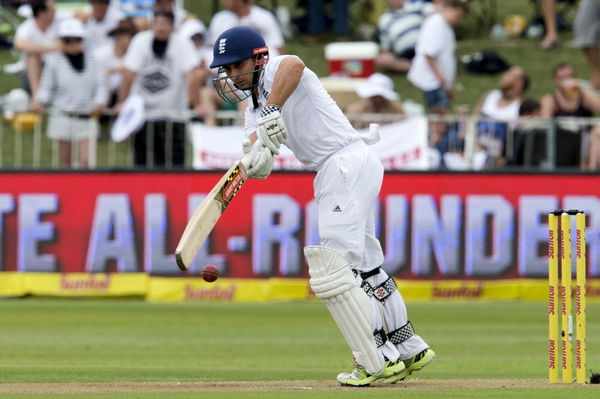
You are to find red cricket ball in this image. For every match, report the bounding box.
[201,265,219,282]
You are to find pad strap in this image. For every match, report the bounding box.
[387,321,415,345]
[361,277,397,303]
[353,267,381,280]
[373,328,387,348]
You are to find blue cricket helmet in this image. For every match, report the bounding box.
[210,26,268,69]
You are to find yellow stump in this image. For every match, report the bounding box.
[548,213,559,383]
[575,212,586,384]
[560,213,573,383]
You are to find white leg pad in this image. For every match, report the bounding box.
[305,245,385,376]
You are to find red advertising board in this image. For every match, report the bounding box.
[0,172,598,279]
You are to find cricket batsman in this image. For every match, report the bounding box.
[210,26,435,386]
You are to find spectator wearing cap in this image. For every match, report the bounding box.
[117,10,201,168]
[346,73,404,129]
[93,18,137,107]
[209,0,284,58]
[376,0,436,73]
[31,18,108,168]
[14,0,63,100]
[78,0,124,52]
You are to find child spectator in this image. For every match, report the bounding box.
[376,0,435,73]
[407,0,467,114]
[31,18,108,168]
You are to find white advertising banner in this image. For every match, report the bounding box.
[190,117,428,170]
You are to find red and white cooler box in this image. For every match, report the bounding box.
[324,41,379,78]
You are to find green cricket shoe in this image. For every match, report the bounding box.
[383,348,436,384]
[337,359,406,387]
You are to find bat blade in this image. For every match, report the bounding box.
[175,160,248,271]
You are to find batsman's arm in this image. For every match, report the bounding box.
[265,56,305,107]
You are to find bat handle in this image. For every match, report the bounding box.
[240,140,263,171]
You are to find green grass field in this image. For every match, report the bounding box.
[0,299,599,398]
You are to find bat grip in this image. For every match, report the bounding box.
[240,140,263,171]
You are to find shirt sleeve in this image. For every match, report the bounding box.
[123,33,145,73]
[244,105,257,137]
[15,20,31,41]
[35,57,55,104]
[92,59,109,107]
[178,37,200,73]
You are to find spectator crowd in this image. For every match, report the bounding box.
[6,0,600,170]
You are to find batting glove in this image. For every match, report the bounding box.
[257,105,288,155]
[242,138,274,180]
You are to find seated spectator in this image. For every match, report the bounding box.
[376,0,435,73]
[209,0,284,57]
[31,18,108,168]
[93,18,137,107]
[79,0,123,52]
[14,0,63,99]
[116,10,201,168]
[508,98,548,167]
[541,62,600,168]
[346,73,404,129]
[472,66,530,166]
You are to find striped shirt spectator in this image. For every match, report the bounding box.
[32,18,108,168]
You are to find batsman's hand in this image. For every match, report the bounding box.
[242,138,274,180]
[257,105,287,155]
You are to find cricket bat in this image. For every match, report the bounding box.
[175,142,261,271]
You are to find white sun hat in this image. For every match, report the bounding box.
[58,18,87,39]
[356,73,399,101]
[179,18,207,40]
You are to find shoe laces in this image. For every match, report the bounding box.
[350,362,370,378]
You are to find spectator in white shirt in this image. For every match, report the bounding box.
[14,0,62,100]
[407,0,467,114]
[93,18,137,107]
[117,10,201,168]
[78,0,124,51]
[209,0,285,57]
[31,18,108,168]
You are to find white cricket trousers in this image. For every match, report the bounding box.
[313,140,384,273]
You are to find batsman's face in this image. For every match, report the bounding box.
[223,58,255,90]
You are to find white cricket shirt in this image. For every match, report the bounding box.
[244,55,360,170]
